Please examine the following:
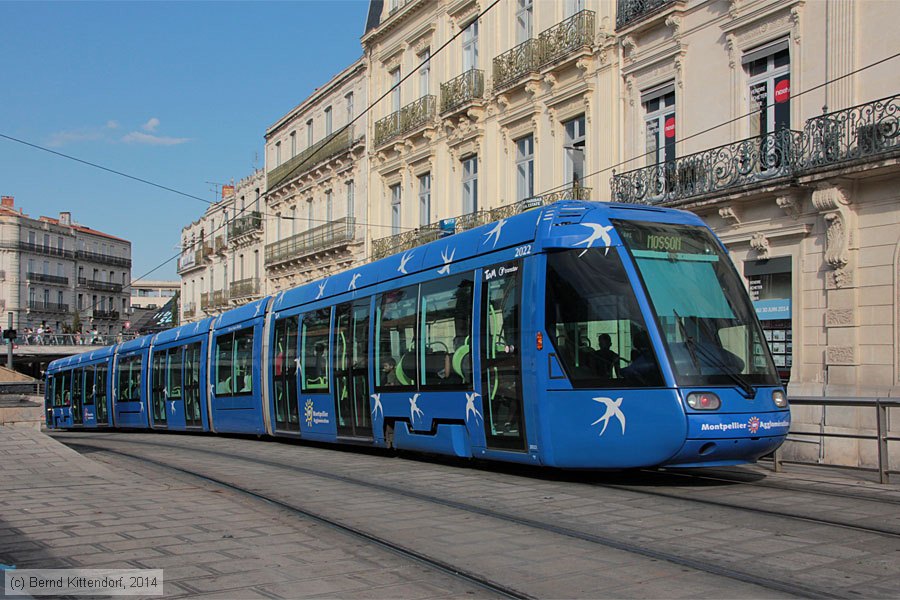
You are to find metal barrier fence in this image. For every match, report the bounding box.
[774,396,899,484]
[9,333,139,346]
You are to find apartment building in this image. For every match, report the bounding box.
[178,171,266,323]
[0,196,132,335]
[263,58,369,292]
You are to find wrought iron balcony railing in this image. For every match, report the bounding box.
[74,249,132,268]
[228,211,263,239]
[200,292,210,311]
[77,277,124,293]
[212,290,228,308]
[18,242,74,259]
[616,0,676,30]
[611,94,900,205]
[26,272,69,285]
[177,252,199,273]
[440,69,484,115]
[800,94,900,170]
[265,216,357,266]
[214,236,227,254]
[267,126,356,191]
[28,301,69,313]
[375,95,437,147]
[183,302,196,318]
[197,244,213,263]
[229,277,260,299]
[611,129,802,205]
[371,187,592,260]
[493,11,595,93]
[538,10,595,68]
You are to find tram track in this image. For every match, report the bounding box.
[58,433,866,599]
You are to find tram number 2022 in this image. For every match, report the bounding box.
[514,244,532,258]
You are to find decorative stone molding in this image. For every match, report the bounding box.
[624,74,635,106]
[621,35,637,62]
[825,346,856,365]
[726,33,738,69]
[665,14,683,38]
[776,193,801,219]
[718,206,741,226]
[825,308,856,327]
[750,232,770,259]
[542,73,558,93]
[524,80,541,98]
[811,183,852,287]
[496,94,510,112]
[583,94,592,124]
[576,57,592,76]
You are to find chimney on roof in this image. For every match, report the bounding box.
[59,212,72,226]
[1,196,13,209]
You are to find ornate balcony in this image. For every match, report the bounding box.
[200,292,210,311]
[26,273,69,285]
[440,69,484,115]
[183,302,196,318]
[28,301,69,313]
[212,290,228,308]
[74,249,131,268]
[612,129,802,205]
[371,187,592,260]
[228,211,262,240]
[265,216,357,267]
[493,39,541,92]
[374,95,436,147]
[800,94,900,171]
[214,235,227,254]
[78,277,124,293]
[537,10,595,69]
[197,243,213,263]
[267,126,356,192]
[229,277,260,300]
[91,310,119,320]
[616,0,676,30]
[19,242,73,259]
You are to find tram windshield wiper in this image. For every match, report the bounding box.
[673,310,755,398]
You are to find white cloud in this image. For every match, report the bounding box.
[142,117,160,132]
[46,128,106,147]
[106,120,120,130]
[121,131,190,146]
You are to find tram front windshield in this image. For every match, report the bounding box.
[614,219,779,389]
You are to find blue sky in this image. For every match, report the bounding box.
[0,0,369,280]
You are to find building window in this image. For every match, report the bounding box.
[516,0,533,44]
[563,115,586,188]
[345,92,355,122]
[565,0,585,17]
[462,20,479,71]
[418,49,431,97]
[745,39,791,136]
[325,106,333,136]
[325,190,333,223]
[390,67,401,113]
[275,141,282,167]
[462,155,478,214]
[307,119,314,147]
[290,131,296,157]
[418,173,431,226]
[307,199,314,231]
[643,83,676,167]
[516,135,534,202]
[346,180,355,219]
[290,206,297,236]
[390,184,402,235]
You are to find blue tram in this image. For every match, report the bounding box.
[45,200,790,469]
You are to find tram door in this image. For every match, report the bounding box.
[273,316,300,432]
[481,262,526,451]
[83,367,95,426]
[72,369,84,426]
[150,352,167,427]
[333,300,372,439]
[95,364,109,425]
[183,343,203,428]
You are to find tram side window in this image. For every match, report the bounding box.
[546,249,663,387]
[376,285,418,390]
[117,356,142,402]
[59,371,70,406]
[96,365,107,406]
[216,328,254,396]
[84,367,95,405]
[301,309,331,393]
[420,273,474,387]
[167,348,183,399]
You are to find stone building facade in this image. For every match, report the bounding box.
[178,170,266,323]
[263,58,368,292]
[0,196,132,336]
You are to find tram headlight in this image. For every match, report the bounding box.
[686,392,720,410]
[772,390,788,408]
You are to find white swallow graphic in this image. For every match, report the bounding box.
[349,273,361,290]
[316,280,327,300]
[170,400,176,415]
[465,392,482,424]
[398,252,414,275]
[254,302,264,316]
[438,247,455,275]
[483,219,507,248]
[409,393,423,424]
[574,223,615,257]
[591,396,626,436]
[370,393,383,420]
[174,329,181,340]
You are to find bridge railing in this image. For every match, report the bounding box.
[8,332,140,347]
[774,396,900,484]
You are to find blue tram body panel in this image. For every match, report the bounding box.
[43,200,790,471]
[149,318,214,432]
[115,336,152,429]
